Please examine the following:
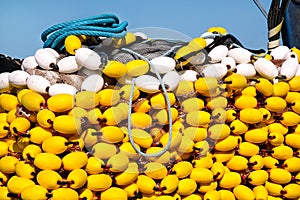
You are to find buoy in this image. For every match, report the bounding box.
[270,45,290,60]
[26,75,50,94]
[279,52,298,80]
[57,56,82,73]
[21,56,38,70]
[235,63,256,78]
[135,75,160,93]
[201,63,228,79]
[9,70,30,87]
[47,83,78,96]
[34,48,58,70]
[150,56,176,74]
[253,58,278,80]
[207,45,228,63]
[227,47,252,64]
[75,48,102,70]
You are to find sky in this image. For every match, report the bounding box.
[1,0,273,59]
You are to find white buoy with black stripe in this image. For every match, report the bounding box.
[279,52,299,80]
[34,48,58,70]
[270,45,290,60]
[253,57,278,80]
[221,56,236,71]
[57,56,82,73]
[162,71,180,91]
[26,75,51,94]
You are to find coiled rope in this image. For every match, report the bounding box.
[41,13,128,51]
[122,47,173,158]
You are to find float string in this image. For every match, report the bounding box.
[122,47,173,158]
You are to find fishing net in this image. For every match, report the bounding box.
[0,1,300,199]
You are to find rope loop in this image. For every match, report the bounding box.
[122,47,173,158]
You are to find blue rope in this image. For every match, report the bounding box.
[41,13,128,50]
[122,48,173,158]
